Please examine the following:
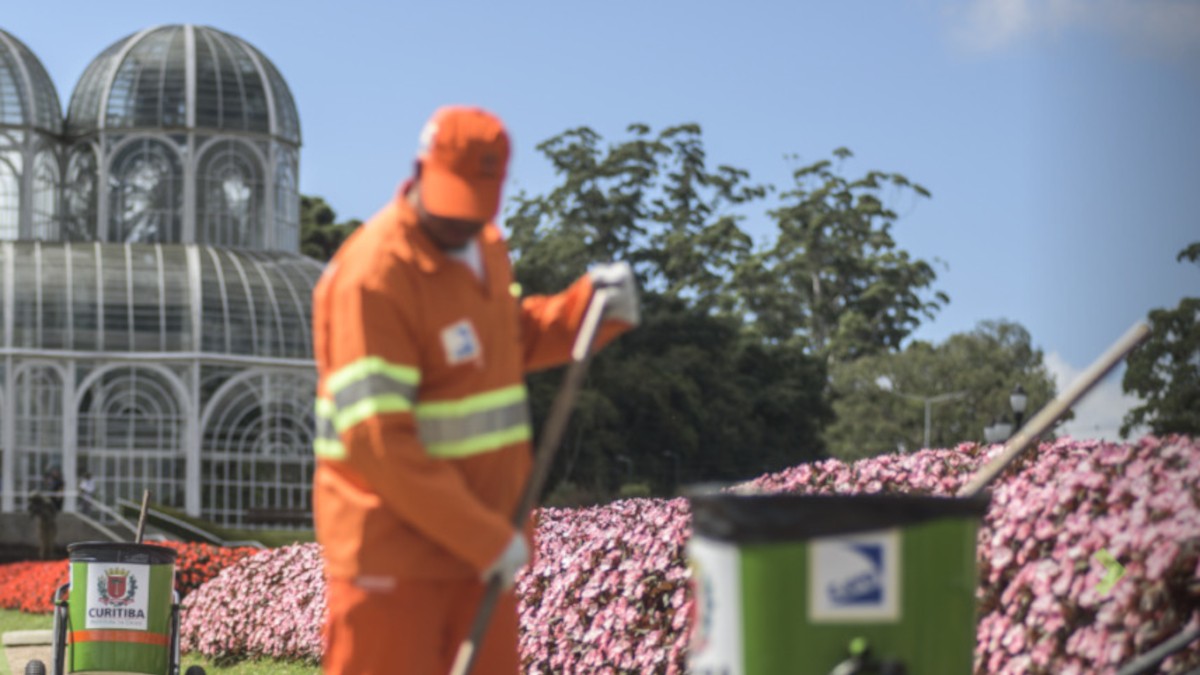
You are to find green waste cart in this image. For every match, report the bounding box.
[686,492,990,675]
[25,541,204,675]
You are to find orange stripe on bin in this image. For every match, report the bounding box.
[68,630,169,647]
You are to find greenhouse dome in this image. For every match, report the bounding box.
[0,26,318,530]
[0,28,63,240]
[62,25,302,251]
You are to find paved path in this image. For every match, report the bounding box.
[3,631,54,675]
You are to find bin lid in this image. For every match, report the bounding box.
[688,492,991,544]
[67,541,177,565]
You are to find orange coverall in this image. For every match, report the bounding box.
[312,187,626,674]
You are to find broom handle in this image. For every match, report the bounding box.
[450,289,612,675]
[134,489,151,544]
[959,321,1151,498]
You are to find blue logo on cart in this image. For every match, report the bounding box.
[826,543,885,606]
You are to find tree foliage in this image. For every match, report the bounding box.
[508,124,830,498]
[825,320,1058,460]
[1121,242,1200,437]
[739,148,947,362]
[300,195,360,262]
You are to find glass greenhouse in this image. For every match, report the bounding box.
[0,25,319,528]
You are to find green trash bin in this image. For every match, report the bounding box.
[63,541,177,674]
[687,492,990,675]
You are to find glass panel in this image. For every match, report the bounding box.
[7,32,62,133]
[0,249,5,347]
[78,367,186,510]
[67,37,127,136]
[220,250,258,355]
[63,144,98,240]
[108,137,183,243]
[101,244,130,350]
[160,245,191,351]
[193,32,220,131]
[0,152,18,240]
[200,370,316,527]
[105,28,181,130]
[0,45,26,126]
[13,365,64,511]
[197,140,264,248]
[129,244,163,351]
[31,146,59,240]
[15,39,62,134]
[39,244,69,349]
[199,247,228,353]
[261,254,308,358]
[260,56,300,144]
[274,145,299,253]
[11,242,37,347]
[214,37,247,132]
[229,40,269,134]
[70,244,101,350]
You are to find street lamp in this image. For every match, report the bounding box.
[1010,384,1028,430]
[878,380,968,450]
[983,385,1029,442]
[983,418,1014,444]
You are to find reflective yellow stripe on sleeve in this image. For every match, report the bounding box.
[313,397,345,459]
[314,357,422,459]
[327,356,421,433]
[416,384,532,458]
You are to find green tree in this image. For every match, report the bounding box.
[506,123,764,311]
[739,148,947,362]
[1121,242,1200,437]
[824,320,1057,459]
[508,124,827,499]
[543,295,830,498]
[300,195,360,262]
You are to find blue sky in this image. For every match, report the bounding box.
[5,0,1197,439]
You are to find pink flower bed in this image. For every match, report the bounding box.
[179,437,1200,673]
[179,543,325,665]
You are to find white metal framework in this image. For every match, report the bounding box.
[0,241,321,525]
[0,25,316,528]
[0,28,62,241]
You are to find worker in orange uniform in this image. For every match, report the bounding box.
[312,105,639,675]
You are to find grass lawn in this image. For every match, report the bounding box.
[0,609,320,675]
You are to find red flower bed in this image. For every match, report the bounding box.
[0,560,69,613]
[155,541,260,598]
[0,541,261,614]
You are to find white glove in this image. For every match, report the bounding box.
[588,261,640,327]
[482,532,528,590]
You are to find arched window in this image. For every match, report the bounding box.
[197,140,264,248]
[0,150,19,240]
[13,364,64,511]
[30,147,58,240]
[200,370,316,526]
[63,145,98,240]
[274,146,298,253]
[77,366,187,509]
[107,137,182,243]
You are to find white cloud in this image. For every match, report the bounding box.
[1042,351,1148,441]
[945,0,1200,56]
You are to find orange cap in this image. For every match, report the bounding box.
[417,106,510,222]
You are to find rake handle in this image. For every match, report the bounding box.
[450,289,612,675]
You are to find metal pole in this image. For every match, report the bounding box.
[924,399,931,450]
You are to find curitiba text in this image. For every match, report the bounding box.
[88,607,146,620]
